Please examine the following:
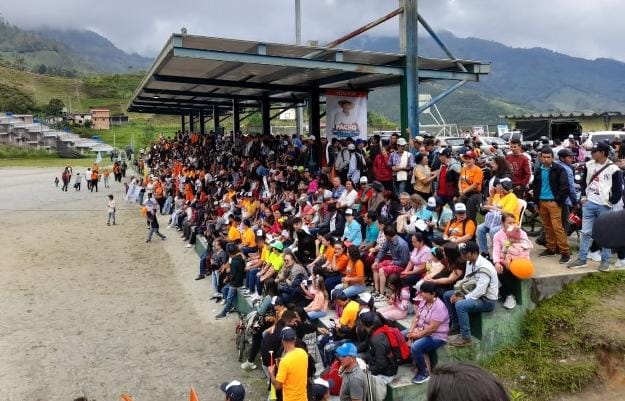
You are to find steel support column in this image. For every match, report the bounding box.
[213,105,220,131]
[189,113,195,132]
[261,96,271,136]
[199,109,205,134]
[308,88,321,162]
[181,113,186,132]
[233,99,241,134]
[399,0,419,138]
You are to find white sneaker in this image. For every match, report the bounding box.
[220,299,226,305]
[241,361,257,370]
[185,244,193,248]
[503,295,517,309]
[614,259,625,269]
[589,251,601,262]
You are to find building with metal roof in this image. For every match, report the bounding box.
[502,111,625,140]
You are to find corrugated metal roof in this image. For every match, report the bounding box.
[502,111,625,119]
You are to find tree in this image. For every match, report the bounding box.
[37,64,47,74]
[45,98,64,116]
[0,83,35,113]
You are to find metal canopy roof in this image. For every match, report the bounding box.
[128,34,490,115]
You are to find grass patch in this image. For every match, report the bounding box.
[485,272,625,400]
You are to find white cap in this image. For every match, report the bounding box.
[415,135,424,142]
[358,292,372,304]
[281,229,290,238]
[313,378,330,388]
[347,143,356,150]
[256,229,264,236]
[359,176,368,184]
[344,208,353,216]
[568,134,574,138]
[454,203,467,213]
[397,138,407,146]
[427,197,437,208]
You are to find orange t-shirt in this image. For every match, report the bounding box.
[332,253,349,273]
[444,218,476,239]
[346,260,365,280]
[323,246,335,262]
[459,165,484,193]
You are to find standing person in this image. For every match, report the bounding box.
[107,195,116,226]
[146,210,166,242]
[54,176,59,187]
[413,153,437,200]
[336,342,368,401]
[506,138,531,199]
[61,169,70,192]
[85,167,92,191]
[103,168,110,188]
[90,168,99,192]
[458,150,484,221]
[389,138,415,194]
[436,149,461,208]
[532,147,570,264]
[268,327,309,401]
[74,173,82,191]
[555,148,579,234]
[216,243,245,319]
[373,147,394,191]
[568,141,623,271]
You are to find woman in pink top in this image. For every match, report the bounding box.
[302,275,329,320]
[378,273,411,321]
[401,233,432,287]
[492,212,533,274]
[406,281,449,384]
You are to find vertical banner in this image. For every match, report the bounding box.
[325,89,367,141]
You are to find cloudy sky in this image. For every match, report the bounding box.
[3,0,624,62]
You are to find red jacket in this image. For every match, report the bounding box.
[373,153,393,182]
[506,154,531,186]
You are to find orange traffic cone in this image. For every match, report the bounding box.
[190,387,200,401]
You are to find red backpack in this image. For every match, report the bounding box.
[320,359,343,395]
[373,325,411,364]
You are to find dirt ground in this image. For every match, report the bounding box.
[0,167,263,401]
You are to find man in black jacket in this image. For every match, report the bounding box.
[359,311,398,381]
[532,147,571,264]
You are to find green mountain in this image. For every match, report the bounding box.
[0,17,152,75]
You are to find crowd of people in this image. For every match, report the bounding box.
[122,127,625,400]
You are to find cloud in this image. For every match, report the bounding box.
[2,0,624,62]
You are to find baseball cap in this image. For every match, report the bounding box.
[463,150,477,159]
[308,135,316,141]
[311,378,331,401]
[459,241,480,254]
[357,292,372,305]
[344,208,353,216]
[332,288,348,301]
[270,241,284,251]
[359,310,376,327]
[271,296,284,306]
[397,138,407,146]
[496,177,513,191]
[591,141,610,153]
[440,148,452,157]
[280,326,297,341]
[347,143,356,150]
[414,135,424,142]
[454,203,467,213]
[557,148,575,158]
[335,342,358,358]
[220,381,245,401]
[359,176,368,184]
[426,196,437,211]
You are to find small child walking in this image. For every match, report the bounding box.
[54,177,59,187]
[107,195,116,226]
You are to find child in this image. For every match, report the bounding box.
[107,195,116,226]
[54,177,59,187]
[413,247,445,292]
[74,173,82,191]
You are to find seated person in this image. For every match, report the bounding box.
[372,226,410,300]
[413,246,445,292]
[243,232,269,299]
[406,281,449,384]
[400,233,432,288]
[442,203,476,244]
[443,242,499,347]
[256,241,285,296]
[342,209,363,246]
[320,240,350,291]
[317,289,361,367]
[358,311,398,382]
[333,245,366,298]
[377,273,411,322]
[302,275,329,320]
[307,233,334,273]
[492,212,533,309]
[276,251,308,304]
[476,178,519,256]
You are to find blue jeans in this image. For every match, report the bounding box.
[395,180,408,194]
[317,336,348,367]
[324,275,343,294]
[147,226,165,241]
[219,284,238,316]
[411,336,446,376]
[211,270,220,294]
[242,246,258,257]
[579,202,612,262]
[199,250,208,276]
[443,290,495,339]
[476,223,501,254]
[107,210,116,225]
[334,283,365,298]
[246,269,261,293]
[307,310,327,320]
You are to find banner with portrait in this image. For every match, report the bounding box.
[325,89,367,141]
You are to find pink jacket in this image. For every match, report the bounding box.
[492,228,532,265]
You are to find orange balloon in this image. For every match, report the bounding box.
[141,207,148,216]
[509,258,534,279]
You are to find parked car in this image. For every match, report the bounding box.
[586,131,625,145]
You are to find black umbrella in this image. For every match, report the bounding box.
[592,210,625,248]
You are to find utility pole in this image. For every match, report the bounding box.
[295,0,304,138]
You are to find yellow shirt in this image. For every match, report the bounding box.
[227,225,241,241]
[276,347,308,401]
[495,192,520,222]
[268,252,284,272]
[260,245,270,262]
[242,227,256,248]
[339,300,360,329]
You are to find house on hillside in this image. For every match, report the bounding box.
[110,114,129,126]
[91,108,110,130]
[68,112,92,126]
